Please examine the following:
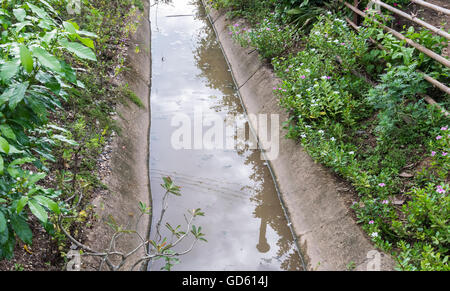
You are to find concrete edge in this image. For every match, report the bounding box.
[202,1,395,271]
[84,1,152,270]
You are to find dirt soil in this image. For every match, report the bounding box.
[0,216,62,271]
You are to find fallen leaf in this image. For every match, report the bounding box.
[24,244,33,254]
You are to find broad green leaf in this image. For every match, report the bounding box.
[52,134,79,146]
[77,30,98,38]
[59,39,97,61]
[0,60,20,81]
[16,196,29,214]
[0,82,29,109]
[32,47,61,72]
[63,21,77,34]
[13,8,26,21]
[0,211,6,233]
[0,124,17,141]
[0,155,3,175]
[27,2,50,20]
[42,29,57,43]
[47,124,69,133]
[39,0,57,15]
[28,172,46,184]
[7,144,23,154]
[0,235,15,259]
[20,45,33,73]
[10,214,32,244]
[10,157,35,167]
[0,137,10,154]
[77,80,85,89]
[13,21,32,33]
[77,36,95,50]
[29,199,48,223]
[33,195,60,215]
[7,166,20,178]
[8,81,29,110]
[0,225,8,245]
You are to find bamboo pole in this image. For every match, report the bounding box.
[421,73,450,95]
[341,0,450,68]
[353,0,359,25]
[371,0,450,40]
[411,0,450,16]
[344,17,449,116]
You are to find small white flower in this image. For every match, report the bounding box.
[349,151,355,155]
[305,69,310,73]
[371,232,378,238]
[305,125,311,128]
[327,11,332,15]
[318,130,324,134]
[301,134,307,138]
[331,137,336,142]
[321,76,328,80]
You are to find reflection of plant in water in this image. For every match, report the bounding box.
[60,177,206,271]
[191,0,304,270]
[192,1,243,115]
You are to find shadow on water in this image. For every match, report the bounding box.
[149,0,303,271]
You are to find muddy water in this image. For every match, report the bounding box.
[149,0,303,271]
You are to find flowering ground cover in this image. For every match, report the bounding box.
[211,0,449,270]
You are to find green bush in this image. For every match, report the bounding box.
[0,0,96,259]
[229,15,294,60]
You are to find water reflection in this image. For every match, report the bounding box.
[149,0,303,270]
[192,3,302,270]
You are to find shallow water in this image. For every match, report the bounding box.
[149,0,303,271]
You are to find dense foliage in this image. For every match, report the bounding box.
[0,0,98,259]
[0,0,146,266]
[212,0,449,270]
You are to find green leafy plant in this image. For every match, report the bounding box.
[0,0,97,260]
[229,15,294,60]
